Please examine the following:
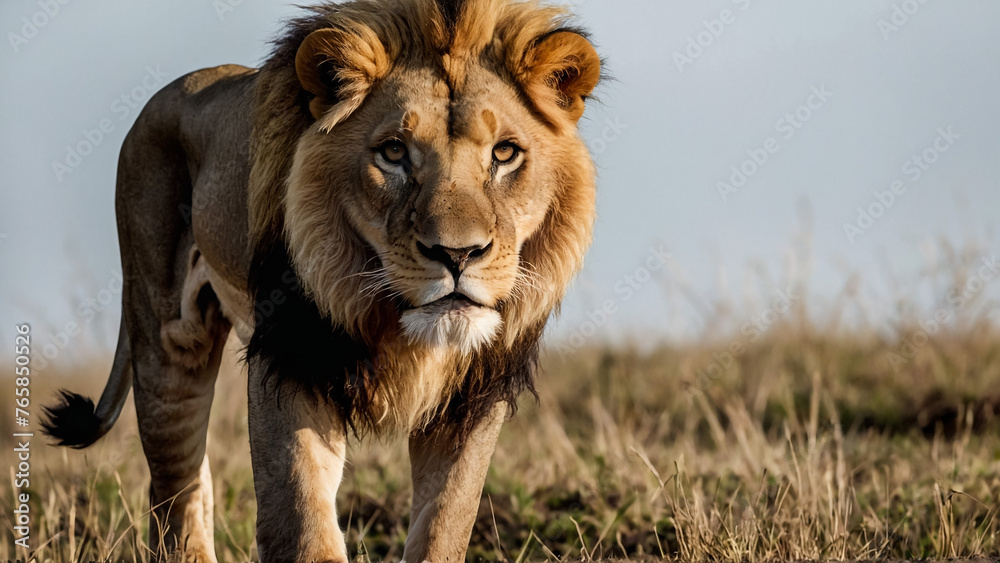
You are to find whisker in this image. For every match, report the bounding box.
[332,265,388,286]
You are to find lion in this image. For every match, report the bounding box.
[41,0,600,561]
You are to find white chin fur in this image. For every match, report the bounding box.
[400,304,502,354]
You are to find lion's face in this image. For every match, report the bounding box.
[282,6,600,354]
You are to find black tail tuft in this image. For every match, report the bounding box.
[41,390,103,449]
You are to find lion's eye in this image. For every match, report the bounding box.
[493,142,521,165]
[378,140,408,165]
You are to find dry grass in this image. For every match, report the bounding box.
[2,321,999,562]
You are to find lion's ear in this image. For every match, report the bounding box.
[295,27,390,130]
[519,31,601,126]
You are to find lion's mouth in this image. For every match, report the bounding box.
[423,292,486,312]
[400,292,503,352]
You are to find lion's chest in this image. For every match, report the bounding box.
[370,343,467,432]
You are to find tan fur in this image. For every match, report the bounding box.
[404,403,507,562]
[248,377,350,562]
[160,247,221,371]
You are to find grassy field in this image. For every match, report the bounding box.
[3,315,999,562]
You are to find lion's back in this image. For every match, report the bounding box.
[116,64,259,290]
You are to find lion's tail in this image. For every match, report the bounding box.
[41,316,133,449]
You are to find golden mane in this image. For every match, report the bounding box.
[245,0,598,433]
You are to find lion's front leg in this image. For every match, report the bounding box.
[403,404,506,563]
[248,363,349,563]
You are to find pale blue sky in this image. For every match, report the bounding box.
[2,0,999,368]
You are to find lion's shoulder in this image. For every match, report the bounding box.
[180,64,257,95]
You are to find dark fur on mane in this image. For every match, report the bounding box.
[436,0,464,30]
[452,321,542,429]
[245,235,378,433]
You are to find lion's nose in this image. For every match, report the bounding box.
[417,241,493,281]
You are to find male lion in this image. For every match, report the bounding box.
[42,0,600,561]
